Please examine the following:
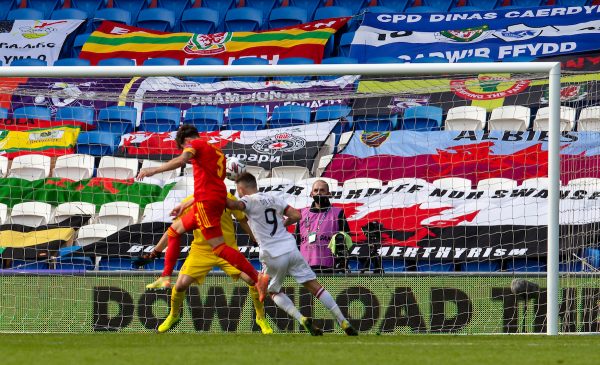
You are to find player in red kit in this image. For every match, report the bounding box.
[137,125,267,303]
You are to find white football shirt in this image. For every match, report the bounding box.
[240,192,297,258]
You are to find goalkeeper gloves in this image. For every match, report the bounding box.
[132,249,162,268]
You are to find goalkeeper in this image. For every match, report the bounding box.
[137,193,273,334]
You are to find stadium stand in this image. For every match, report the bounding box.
[97,106,137,134]
[136,8,176,32]
[180,8,220,34]
[92,8,132,31]
[26,0,62,19]
[53,154,95,181]
[71,0,108,15]
[268,6,307,29]
[97,57,136,66]
[139,106,181,132]
[183,106,224,132]
[111,0,150,23]
[13,106,51,120]
[224,7,263,32]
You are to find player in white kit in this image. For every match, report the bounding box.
[226,172,358,336]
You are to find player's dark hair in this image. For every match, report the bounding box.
[175,124,199,149]
[235,172,257,189]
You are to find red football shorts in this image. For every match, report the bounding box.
[180,199,226,240]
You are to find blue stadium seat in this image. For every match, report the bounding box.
[157,0,193,27]
[421,0,453,11]
[184,106,224,132]
[26,0,63,19]
[99,258,133,271]
[56,106,95,128]
[201,0,238,32]
[97,57,136,66]
[112,0,151,23]
[417,262,454,272]
[313,5,351,21]
[338,31,354,57]
[227,105,267,130]
[465,0,500,9]
[354,114,397,131]
[331,0,369,14]
[412,56,449,63]
[71,0,108,15]
[289,0,324,19]
[246,0,281,24]
[142,57,180,66]
[506,259,547,272]
[376,0,409,11]
[51,8,89,20]
[181,8,219,34]
[510,0,543,6]
[559,261,583,272]
[11,260,50,270]
[231,57,269,83]
[273,57,313,82]
[72,33,91,57]
[405,6,442,13]
[140,106,181,132]
[583,247,600,271]
[7,8,43,20]
[450,6,483,12]
[186,57,224,83]
[460,261,501,272]
[314,104,351,123]
[458,56,493,63]
[319,57,358,80]
[270,105,311,128]
[97,106,136,134]
[76,131,120,155]
[136,8,176,32]
[13,106,51,120]
[0,107,8,119]
[364,6,396,13]
[402,106,442,131]
[268,6,307,29]
[225,7,263,32]
[54,58,91,66]
[10,58,48,66]
[0,0,19,21]
[92,8,132,31]
[367,56,405,63]
[55,256,95,271]
[555,0,588,5]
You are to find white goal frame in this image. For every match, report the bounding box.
[0,62,562,335]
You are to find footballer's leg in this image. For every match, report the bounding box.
[157,274,195,333]
[239,272,273,334]
[145,232,172,290]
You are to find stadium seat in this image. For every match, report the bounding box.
[271,166,310,181]
[510,0,543,6]
[458,56,493,63]
[315,104,352,123]
[268,6,307,29]
[289,0,324,19]
[165,176,194,194]
[506,259,546,272]
[476,178,518,191]
[227,105,267,130]
[141,201,176,223]
[559,261,583,273]
[97,57,136,66]
[343,178,383,191]
[257,177,293,190]
[315,154,333,177]
[338,32,354,58]
[465,0,499,9]
[0,107,7,119]
[54,202,96,223]
[0,155,8,178]
[56,106,95,128]
[55,256,95,271]
[10,58,47,67]
[112,0,150,23]
[366,57,404,64]
[73,33,91,57]
[136,8,176,32]
[225,7,263,32]
[142,57,180,66]
[92,8,132,30]
[140,106,181,133]
[8,154,51,181]
[313,7,351,56]
[488,105,531,131]
[0,203,7,224]
[247,0,281,23]
[54,58,91,66]
[402,106,443,131]
[201,0,237,32]
[245,165,268,180]
[180,8,219,34]
[420,0,452,11]
[25,0,63,19]
[582,247,600,270]
[76,224,118,246]
[445,106,487,131]
[10,202,54,227]
[99,257,134,271]
[412,56,449,63]
[405,6,442,13]
[97,106,137,134]
[270,105,311,128]
[331,0,369,14]
[184,106,224,132]
[97,202,140,230]
[533,106,577,132]
[186,57,225,83]
[432,177,472,191]
[377,0,409,11]
[0,0,19,21]
[319,57,358,81]
[51,8,88,20]
[364,6,396,14]
[157,0,193,26]
[97,156,139,180]
[566,178,600,191]
[231,57,270,83]
[353,114,397,132]
[555,0,588,5]
[76,131,120,156]
[13,106,51,121]
[416,262,454,272]
[577,106,600,131]
[7,8,43,20]
[53,154,95,181]
[71,0,108,15]
[140,160,179,182]
[460,261,500,272]
[272,57,313,83]
[520,178,553,189]
[450,6,483,12]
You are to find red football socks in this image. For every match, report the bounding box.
[162,227,181,277]
[212,243,259,283]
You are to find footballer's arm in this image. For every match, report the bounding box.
[283,206,301,227]
[238,217,258,244]
[227,198,246,211]
[137,151,193,179]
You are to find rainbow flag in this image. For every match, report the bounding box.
[80,18,350,65]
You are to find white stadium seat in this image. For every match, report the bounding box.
[97,202,140,230]
[271,166,310,181]
[577,106,600,131]
[53,154,95,181]
[488,106,530,131]
[343,178,383,191]
[165,176,194,195]
[8,154,51,181]
[0,155,8,177]
[432,177,472,191]
[54,202,97,223]
[445,106,487,131]
[533,106,576,131]
[245,165,267,179]
[10,202,54,227]
[316,154,333,177]
[387,177,431,188]
[0,203,7,224]
[337,131,353,152]
[142,201,177,223]
[141,160,178,181]
[76,223,119,246]
[566,178,600,191]
[477,178,518,191]
[97,156,139,180]
[520,177,554,189]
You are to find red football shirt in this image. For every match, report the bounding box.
[183,139,226,201]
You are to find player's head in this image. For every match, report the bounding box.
[311,180,332,207]
[235,172,258,197]
[175,124,200,149]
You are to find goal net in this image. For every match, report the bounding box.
[0,64,597,335]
